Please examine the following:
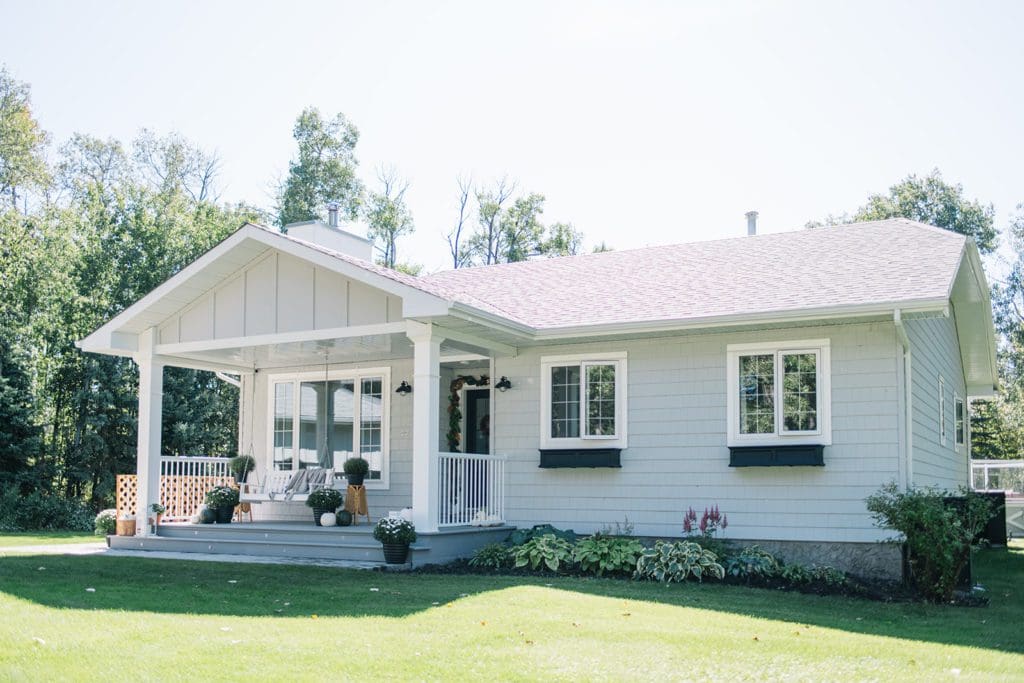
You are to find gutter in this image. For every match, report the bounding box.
[894,309,913,490]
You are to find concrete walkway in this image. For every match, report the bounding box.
[0,542,107,556]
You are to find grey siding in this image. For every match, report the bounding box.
[905,314,970,489]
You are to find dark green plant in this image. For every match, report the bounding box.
[373,518,417,544]
[511,534,574,572]
[305,488,343,510]
[229,455,255,481]
[507,524,577,546]
[342,457,370,477]
[866,482,993,601]
[469,543,512,570]
[203,486,239,509]
[573,535,644,577]
[0,489,94,532]
[634,541,725,583]
[778,563,813,584]
[723,546,780,581]
[810,565,847,587]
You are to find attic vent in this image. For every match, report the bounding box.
[746,211,758,236]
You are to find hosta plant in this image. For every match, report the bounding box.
[634,540,725,583]
[573,535,644,577]
[511,533,574,572]
[724,545,780,581]
[469,543,512,570]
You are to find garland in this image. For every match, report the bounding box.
[446,375,489,452]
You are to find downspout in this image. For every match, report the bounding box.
[894,309,912,490]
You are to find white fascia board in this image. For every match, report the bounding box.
[152,354,256,375]
[447,303,535,339]
[155,322,407,356]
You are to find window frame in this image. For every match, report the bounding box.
[265,366,391,490]
[939,375,946,447]
[954,392,965,450]
[727,339,831,448]
[539,352,628,450]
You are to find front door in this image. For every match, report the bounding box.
[463,388,490,455]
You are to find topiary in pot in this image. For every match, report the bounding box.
[306,487,343,526]
[229,455,256,483]
[343,457,370,486]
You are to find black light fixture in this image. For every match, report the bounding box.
[495,376,512,392]
[395,380,413,396]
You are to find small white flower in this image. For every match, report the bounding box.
[85,587,96,593]
[220,627,231,632]
[32,637,45,645]
[369,587,379,592]
[228,580,237,584]
[37,567,45,571]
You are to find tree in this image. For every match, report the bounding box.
[133,129,220,202]
[364,166,414,270]
[0,66,49,212]
[446,176,473,269]
[540,222,583,257]
[498,193,545,262]
[466,178,516,266]
[852,170,998,254]
[277,107,363,227]
[0,335,40,491]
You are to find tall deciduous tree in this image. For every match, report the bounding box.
[364,166,415,270]
[277,107,363,227]
[0,66,49,211]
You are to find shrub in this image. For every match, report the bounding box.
[229,455,256,481]
[866,482,993,602]
[778,562,847,587]
[810,565,847,587]
[507,524,577,546]
[94,509,117,536]
[342,457,370,476]
[573,535,644,577]
[724,545,780,581]
[511,534,574,572]
[634,540,725,583]
[203,486,239,509]
[778,563,812,584]
[305,487,343,510]
[0,488,93,531]
[469,543,512,569]
[373,517,417,544]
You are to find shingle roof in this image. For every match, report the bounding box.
[419,219,967,330]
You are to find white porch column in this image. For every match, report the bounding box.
[135,329,163,537]
[407,321,444,533]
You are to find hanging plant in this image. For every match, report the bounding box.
[446,375,489,452]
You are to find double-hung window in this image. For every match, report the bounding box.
[540,352,627,450]
[268,368,389,488]
[727,340,831,447]
[954,393,965,450]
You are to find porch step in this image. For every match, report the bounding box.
[109,534,395,563]
[158,523,380,547]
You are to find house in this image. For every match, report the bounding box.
[78,211,997,577]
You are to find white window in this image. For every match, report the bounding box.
[540,352,627,449]
[954,393,965,449]
[939,376,946,447]
[726,339,832,447]
[267,368,390,489]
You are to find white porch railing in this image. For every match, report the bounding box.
[971,459,1024,495]
[436,452,506,527]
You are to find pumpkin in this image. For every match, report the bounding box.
[337,510,353,526]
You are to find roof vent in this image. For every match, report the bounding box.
[327,201,340,228]
[745,211,758,236]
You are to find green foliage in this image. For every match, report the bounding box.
[0,336,41,491]
[229,455,255,480]
[0,66,50,209]
[572,535,643,577]
[634,540,725,583]
[866,482,993,601]
[777,563,847,587]
[0,488,93,532]
[203,486,239,509]
[94,509,116,535]
[278,107,363,226]
[364,167,415,269]
[342,457,370,476]
[778,563,812,584]
[723,546,780,581]
[305,487,343,510]
[511,534,574,572]
[469,543,512,570]
[373,517,417,544]
[506,524,577,546]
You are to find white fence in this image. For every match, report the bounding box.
[436,452,506,527]
[158,456,234,522]
[971,459,1024,495]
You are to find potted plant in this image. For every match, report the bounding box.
[373,517,417,564]
[306,488,343,526]
[204,486,239,523]
[149,502,166,532]
[343,457,370,486]
[229,455,256,483]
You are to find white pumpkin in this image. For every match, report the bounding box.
[400,507,414,522]
[320,512,337,527]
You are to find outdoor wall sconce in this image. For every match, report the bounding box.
[495,376,512,392]
[395,381,413,396]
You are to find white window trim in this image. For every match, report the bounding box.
[265,366,391,490]
[939,376,946,447]
[540,351,627,450]
[726,339,832,448]
[954,392,965,450]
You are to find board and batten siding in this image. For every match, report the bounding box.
[491,322,902,543]
[157,250,402,345]
[904,313,970,489]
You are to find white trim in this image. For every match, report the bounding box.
[954,392,965,451]
[726,338,832,447]
[155,322,407,356]
[539,352,628,450]
[939,376,947,447]
[264,366,391,490]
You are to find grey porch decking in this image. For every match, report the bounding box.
[107,521,514,566]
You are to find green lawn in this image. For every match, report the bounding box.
[0,544,1021,681]
[0,532,100,547]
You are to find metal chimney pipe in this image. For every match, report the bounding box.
[745,211,758,236]
[327,201,340,228]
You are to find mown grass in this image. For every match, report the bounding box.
[0,532,100,547]
[0,543,1020,681]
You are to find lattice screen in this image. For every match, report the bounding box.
[116,474,236,522]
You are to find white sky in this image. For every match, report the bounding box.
[3,0,1023,272]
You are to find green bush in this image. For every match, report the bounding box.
[573,535,644,577]
[305,487,343,510]
[94,509,117,536]
[634,540,725,583]
[469,543,512,569]
[778,562,847,587]
[507,524,577,546]
[511,534,574,572]
[866,482,993,602]
[229,455,255,481]
[723,545,780,581]
[204,485,239,509]
[0,488,93,531]
[778,563,812,584]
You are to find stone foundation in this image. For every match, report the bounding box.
[727,539,903,581]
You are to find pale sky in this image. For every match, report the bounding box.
[3,1,1023,272]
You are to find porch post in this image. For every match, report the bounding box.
[407,321,444,533]
[135,328,163,537]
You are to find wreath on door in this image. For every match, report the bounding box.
[446,375,489,452]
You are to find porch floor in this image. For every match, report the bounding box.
[107,521,515,566]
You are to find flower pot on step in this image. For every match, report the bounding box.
[214,506,234,524]
[382,542,410,564]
